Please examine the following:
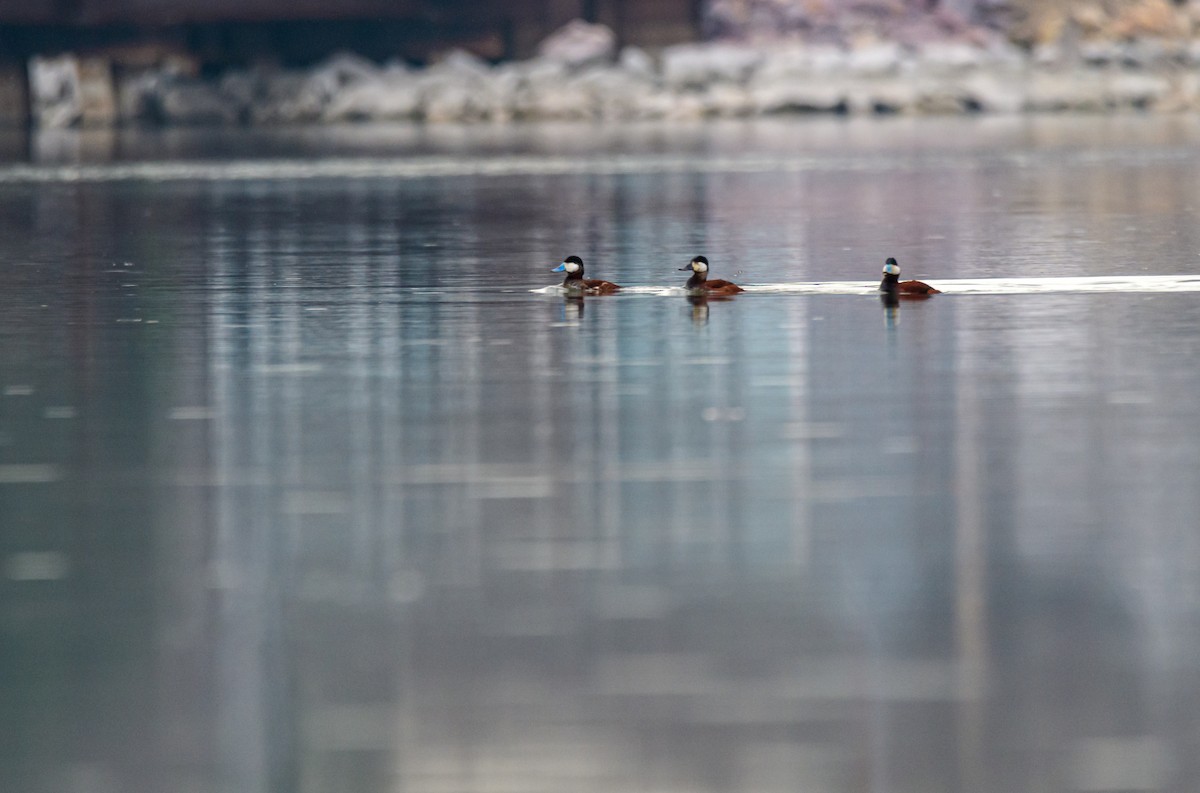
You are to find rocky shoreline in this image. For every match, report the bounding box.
[21,20,1200,128]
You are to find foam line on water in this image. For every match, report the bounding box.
[533,276,1200,296]
[745,275,1200,294]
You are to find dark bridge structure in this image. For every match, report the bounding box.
[0,1,703,67]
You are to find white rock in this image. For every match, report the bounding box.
[578,68,655,120]
[428,49,491,77]
[217,69,261,109]
[480,64,524,121]
[423,77,488,123]
[116,69,165,122]
[755,45,847,82]
[512,66,593,120]
[29,56,78,127]
[702,83,756,117]
[915,78,976,114]
[537,19,617,70]
[846,43,903,76]
[311,51,379,89]
[918,42,986,72]
[1032,44,1062,67]
[959,71,1026,114]
[1108,72,1171,108]
[753,79,847,114]
[661,44,762,88]
[1025,72,1108,112]
[324,73,423,121]
[28,55,90,128]
[618,46,656,78]
[808,46,850,75]
[1080,41,1123,66]
[662,93,707,121]
[252,72,324,124]
[158,80,241,125]
[846,79,919,114]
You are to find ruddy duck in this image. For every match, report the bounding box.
[552,255,621,294]
[679,255,743,296]
[879,257,939,297]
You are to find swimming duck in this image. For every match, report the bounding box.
[879,257,939,297]
[679,255,743,296]
[552,255,621,294]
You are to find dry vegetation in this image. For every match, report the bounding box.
[1008,0,1199,45]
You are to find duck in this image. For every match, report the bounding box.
[679,255,743,296]
[552,255,621,294]
[879,257,939,297]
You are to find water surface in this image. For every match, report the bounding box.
[3,116,1200,793]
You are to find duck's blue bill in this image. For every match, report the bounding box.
[552,264,566,272]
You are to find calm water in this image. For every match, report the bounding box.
[3,116,1200,793]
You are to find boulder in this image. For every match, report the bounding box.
[307,51,379,95]
[77,58,117,126]
[158,80,242,125]
[756,45,848,82]
[1024,72,1108,112]
[917,42,988,73]
[911,76,973,114]
[576,66,658,121]
[958,70,1026,113]
[845,42,903,76]
[701,83,756,117]
[250,71,322,125]
[618,47,657,78]
[537,19,617,70]
[29,55,116,128]
[753,79,848,114]
[421,52,493,122]
[479,64,524,122]
[116,69,163,122]
[661,43,763,88]
[1107,72,1171,109]
[324,70,423,122]
[511,60,592,120]
[845,79,920,114]
[427,49,491,78]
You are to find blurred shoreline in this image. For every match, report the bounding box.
[7,9,1200,131]
[15,40,1200,132]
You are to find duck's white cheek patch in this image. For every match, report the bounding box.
[694,263,708,273]
[883,264,900,275]
[563,262,581,273]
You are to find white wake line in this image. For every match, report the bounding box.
[533,276,1200,296]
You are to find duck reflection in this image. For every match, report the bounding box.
[880,290,900,328]
[687,293,710,325]
[561,295,585,322]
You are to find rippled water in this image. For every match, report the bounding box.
[3,117,1200,793]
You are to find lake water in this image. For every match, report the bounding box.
[2,116,1200,793]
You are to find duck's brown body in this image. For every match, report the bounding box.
[681,256,742,296]
[880,257,938,298]
[555,256,620,294]
[577,277,621,295]
[890,279,940,296]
